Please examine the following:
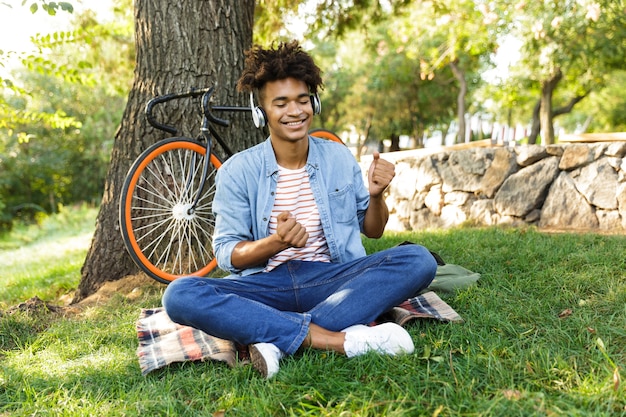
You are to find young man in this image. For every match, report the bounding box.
[163,41,437,378]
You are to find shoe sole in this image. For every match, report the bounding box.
[249,344,269,378]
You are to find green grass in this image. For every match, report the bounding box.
[0,204,97,308]
[1,207,625,416]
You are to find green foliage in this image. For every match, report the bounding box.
[308,0,411,38]
[25,0,74,16]
[256,1,626,147]
[253,0,301,45]
[510,0,626,84]
[0,69,123,225]
[255,2,457,145]
[303,1,496,148]
[304,14,457,146]
[487,0,626,141]
[0,208,624,415]
[560,70,626,132]
[0,0,133,229]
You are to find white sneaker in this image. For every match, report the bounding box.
[342,323,415,358]
[249,343,283,378]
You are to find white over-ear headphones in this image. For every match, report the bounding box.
[249,91,322,129]
[249,92,267,128]
[311,93,322,115]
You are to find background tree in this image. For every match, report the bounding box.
[560,70,626,133]
[321,27,457,153]
[503,0,626,144]
[392,0,500,144]
[0,1,132,229]
[75,0,257,301]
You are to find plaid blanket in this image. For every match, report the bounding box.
[136,291,462,375]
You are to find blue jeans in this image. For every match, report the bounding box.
[162,244,437,355]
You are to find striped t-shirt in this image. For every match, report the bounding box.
[265,165,331,271]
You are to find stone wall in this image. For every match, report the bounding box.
[365,142,626,232]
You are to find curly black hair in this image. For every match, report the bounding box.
[237,40,323,95]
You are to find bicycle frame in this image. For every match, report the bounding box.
[145,87,250,212]
[145,86,250,156]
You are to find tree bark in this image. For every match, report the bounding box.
[449,59,467,144]
[75,0,257,302]
[529,89,588,145]
[389,133,400,152]
[356,112,373,161]
[539,68,562,145]
[553,92,589,117]
[528,99,541,145]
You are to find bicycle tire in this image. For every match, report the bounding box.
[119,137,221,283]
[309,128,345,145]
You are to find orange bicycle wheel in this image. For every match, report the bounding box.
[119,137,221,283]
[309,128,345,145]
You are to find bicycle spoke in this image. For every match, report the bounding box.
[162,219,185,274]
[131,186,171,210]
[165,150,188,202]
[144,216,180,260]
[177,220,193,273]
[187,218,213,267]
[142,163,179,203]
[160,227,192,274]
[133,216,172,244]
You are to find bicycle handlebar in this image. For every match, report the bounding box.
[145,86,248,135]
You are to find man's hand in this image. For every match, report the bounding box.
[276,211,308,248]
[368,151,395,197]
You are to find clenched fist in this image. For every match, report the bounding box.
[368,151,395,197]
[276,211,308,248]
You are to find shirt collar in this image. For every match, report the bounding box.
[262,136,321,177]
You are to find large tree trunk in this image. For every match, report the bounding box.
[539,68,562,145]
[74,0,257,302]
[449,59,467,144]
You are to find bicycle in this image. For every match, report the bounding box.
[119,87,343,284]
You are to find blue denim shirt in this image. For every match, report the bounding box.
[212,136,369,276]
